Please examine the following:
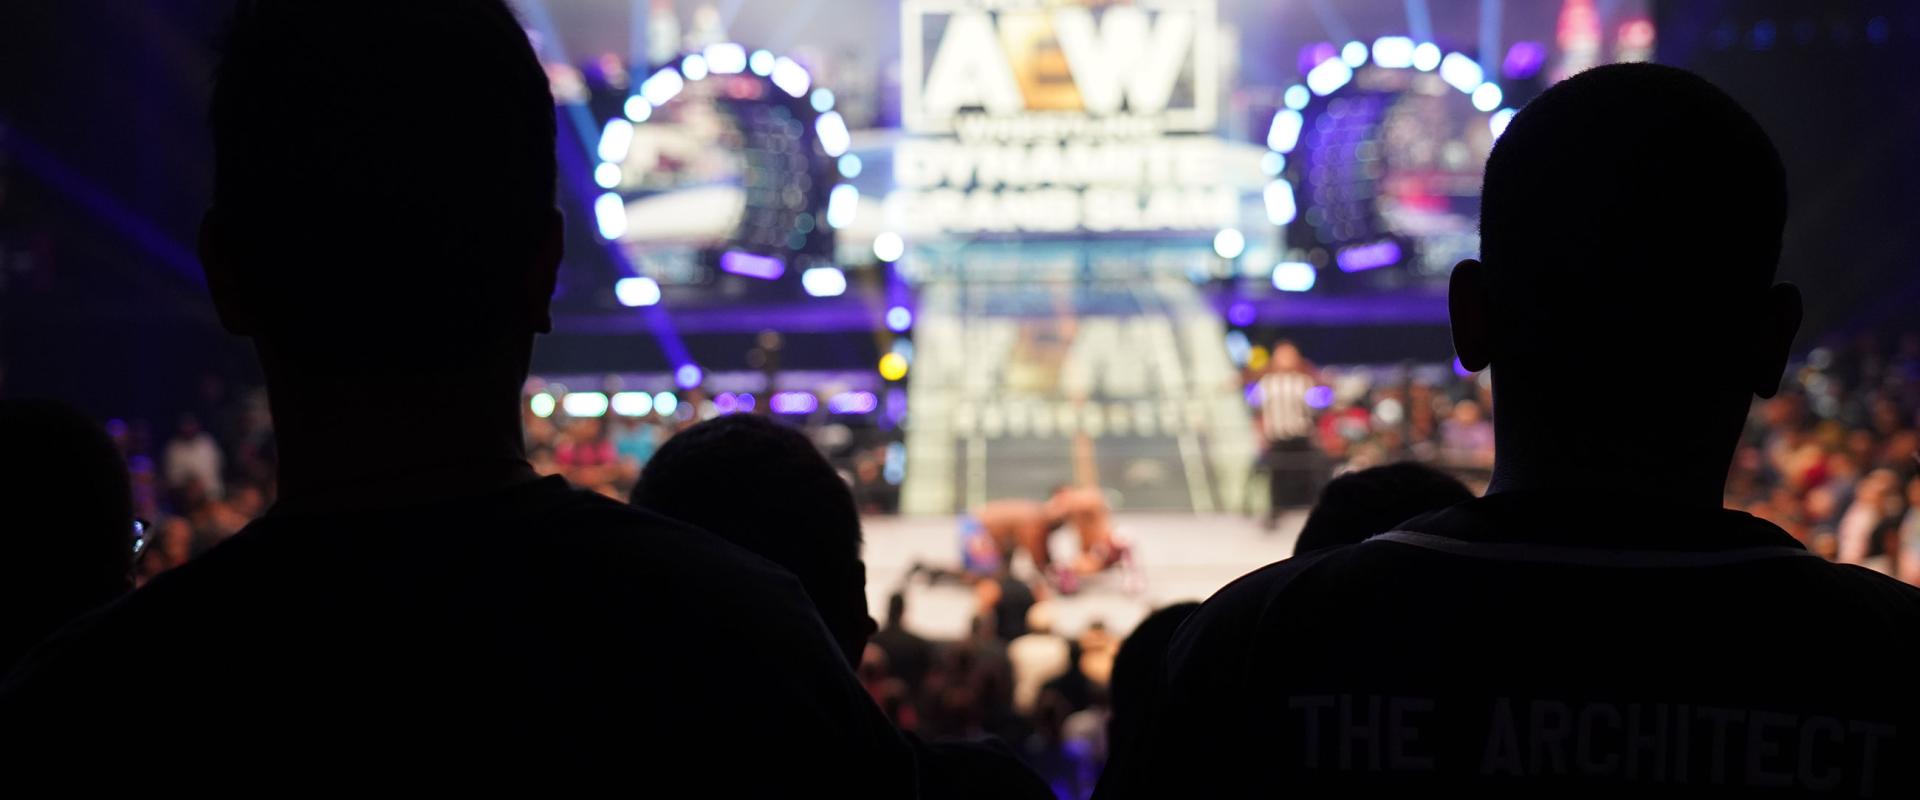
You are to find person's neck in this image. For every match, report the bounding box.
[262,350,536,516]
[1484,382,1738,510]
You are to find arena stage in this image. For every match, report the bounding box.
[862,510,1307,641]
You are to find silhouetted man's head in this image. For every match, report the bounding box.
[0,399,134,670]
[1452,64,1801,489]
[632,414,874,665]
[202,0,561,374]
[1294,462,1473,556]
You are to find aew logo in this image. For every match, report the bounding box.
[902,0,1219,134]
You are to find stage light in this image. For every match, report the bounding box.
[826,184,859,229]
[771,391,819,414]
[1283,84,1310,110]
[597,118,634,163]
[771,57,810,98]
[594,193,628,239]
[681,53,709,81]
[529,392,556,418]
[611,391,654,417]
[1412,42,1442,71]
[1227,301,1256,327]
[713,392,739,414]
[1272,262,1317,292]
[737,393,757,412]
[594,162,623,189]
[1471,82,1504,112]
[641,68,684,106]
[624,96,652,121]
[802,266,847,297]
[1489,108,1517,138]
[1439,52,1484,93]
[1262,152,1287,176]
[675,364,704,389]
[1372,36,1415,68]
[1304,385,1335,410]
[1266,109,1303,153]
[829,391,879,415]
[719,249,786,280]
[653,392,679,416]
[891,339,914,362]
[811,88,836,112]
[1307,57,1353,96]
[815,111,850,157]
[1336,240,1402,272]
[1225,330,1252,365]
[749,49,775,76]
[1341,41,1368,67]
[1264,179,1297,226]
[614,276,661,307]
[838,153,863,178]
[886,306,913,332]
[1502,41,1547,80]
[1213,228,1246,260]
[705,43,747,74]
[879,352,910,381]
[563,392,609,418]
[873,232,905,262]
[884,442,906,484]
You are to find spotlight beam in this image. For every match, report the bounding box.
[1308,0,1355,50]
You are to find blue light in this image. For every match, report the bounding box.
[652,392,679,416]
[1264,179,1297,226]
[1412,42,1442,71]
[1272,262,1317,292]
[713,392,739,415]
[838,153,863,178]
[1227,302,1256,327]
[748,49,775,76]
[623,96,652,122]
[891,339,915,362]
[1261,152,1287,176]
[594,161,623,189]
[814,111,850,157]
[614,277,661,307]
[886,306,913,332]
[1335,240,1402,272]
[1224,330,1252,365]
[1439,52,1484,93]
[1307,58,1353,96]
[719,249,786,280]
[681,53,709,81]
[828,391,879,415]
[674,364,704,389]
[1283,84,1310,110]
[1304,385,1335,409]
[1471,83,1504,113]
[597,118,634,163]
[771,391,819,415]
[810,88,836,112]
[640,68,684,106]
[1341,41,1369,67]
[594,193,627,239]
[826,184,859,229]
[1372,36,1415,68]
[771,57,811,98]
[1266,109,1304,152]
[1489,107,1517,138]
[883,442,906,484]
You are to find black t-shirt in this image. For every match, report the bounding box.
[1099,491,1920,799]
[0,477,916,793]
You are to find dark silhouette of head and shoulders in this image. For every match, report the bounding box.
[1292,462,1474,556]
[0,2,913,791]
[1097,63,1920,799]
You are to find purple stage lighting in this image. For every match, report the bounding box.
[1298,42,1338,75]
[886,306,914,332]
[1227,302,1257,328]
[1453,357,1475,378]
[828,391,879,415]
[719,249,787,280]
[714,393,739,414]
[737,393,757,412]
[674,364,704,389]
[1335,240,1402,272]
[1502,41,1547,80]
[1304,385,1336,410]
[771,391,819,415]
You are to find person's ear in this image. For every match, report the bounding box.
[1449,259,1493,372]
[198,209,258,336]
[525,208,565,334]
[1752,282,1803,399]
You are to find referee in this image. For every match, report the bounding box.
[1255,340,1320,529]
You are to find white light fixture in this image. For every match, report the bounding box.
[614,276,660,307]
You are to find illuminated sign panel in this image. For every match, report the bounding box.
[893,0,1236,236]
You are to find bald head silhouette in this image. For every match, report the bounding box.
[1450,64,1802,504]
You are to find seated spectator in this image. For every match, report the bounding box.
[1102,601,1200,784]
[0,399,135,673]
[1007,602,1071,715]
[0,3,912,790]
[1293,462,1475,555]
[1098,64,1920,797]
[871,591,935,698]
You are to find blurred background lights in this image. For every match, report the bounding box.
[562,391,609,418]
[529,392,556,418]
[614,276,661,307]
[1213,228,1246,260]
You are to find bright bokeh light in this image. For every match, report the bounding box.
[1283,84,1310,110]
[675,364,704,389]
[530,392,556,418]
[1412,42,1443,71]
[594,161,623,189]
[594,193,627,239]
[886,306,913,332]
[873,232,905,262]
[748,49,775,76]
[562,392,609,418]
[810,88,836,112]
[1272,262,1317,292]
[705,43,747,74]
[815,111,850,157]
[1341,41,1369,67]
[1224,330,1252,365]
[829,391,879,415]
[1307,57,1353,96]
[653,392,679,416]
[1266,109,1303,152]
[1489,107,1518,138]
[771,392,819,415]
[1472,82,1505,112]
[597,118,634,163]
[614,276,661,307]
[640,68,684,106]
[771,56,811,98]
[879,352,910,381]
[1264,179,1297,225]
[1371,36,1415,68]
[801,266,848,297]
[838,153,863,178]
[1439,52,1485,93]
[624,95,652,122]
[1261,152,1286,176]
[826,184,859,229]
[1213,228,1246,260]
[611,391,654,417]
[681,53,709,81]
